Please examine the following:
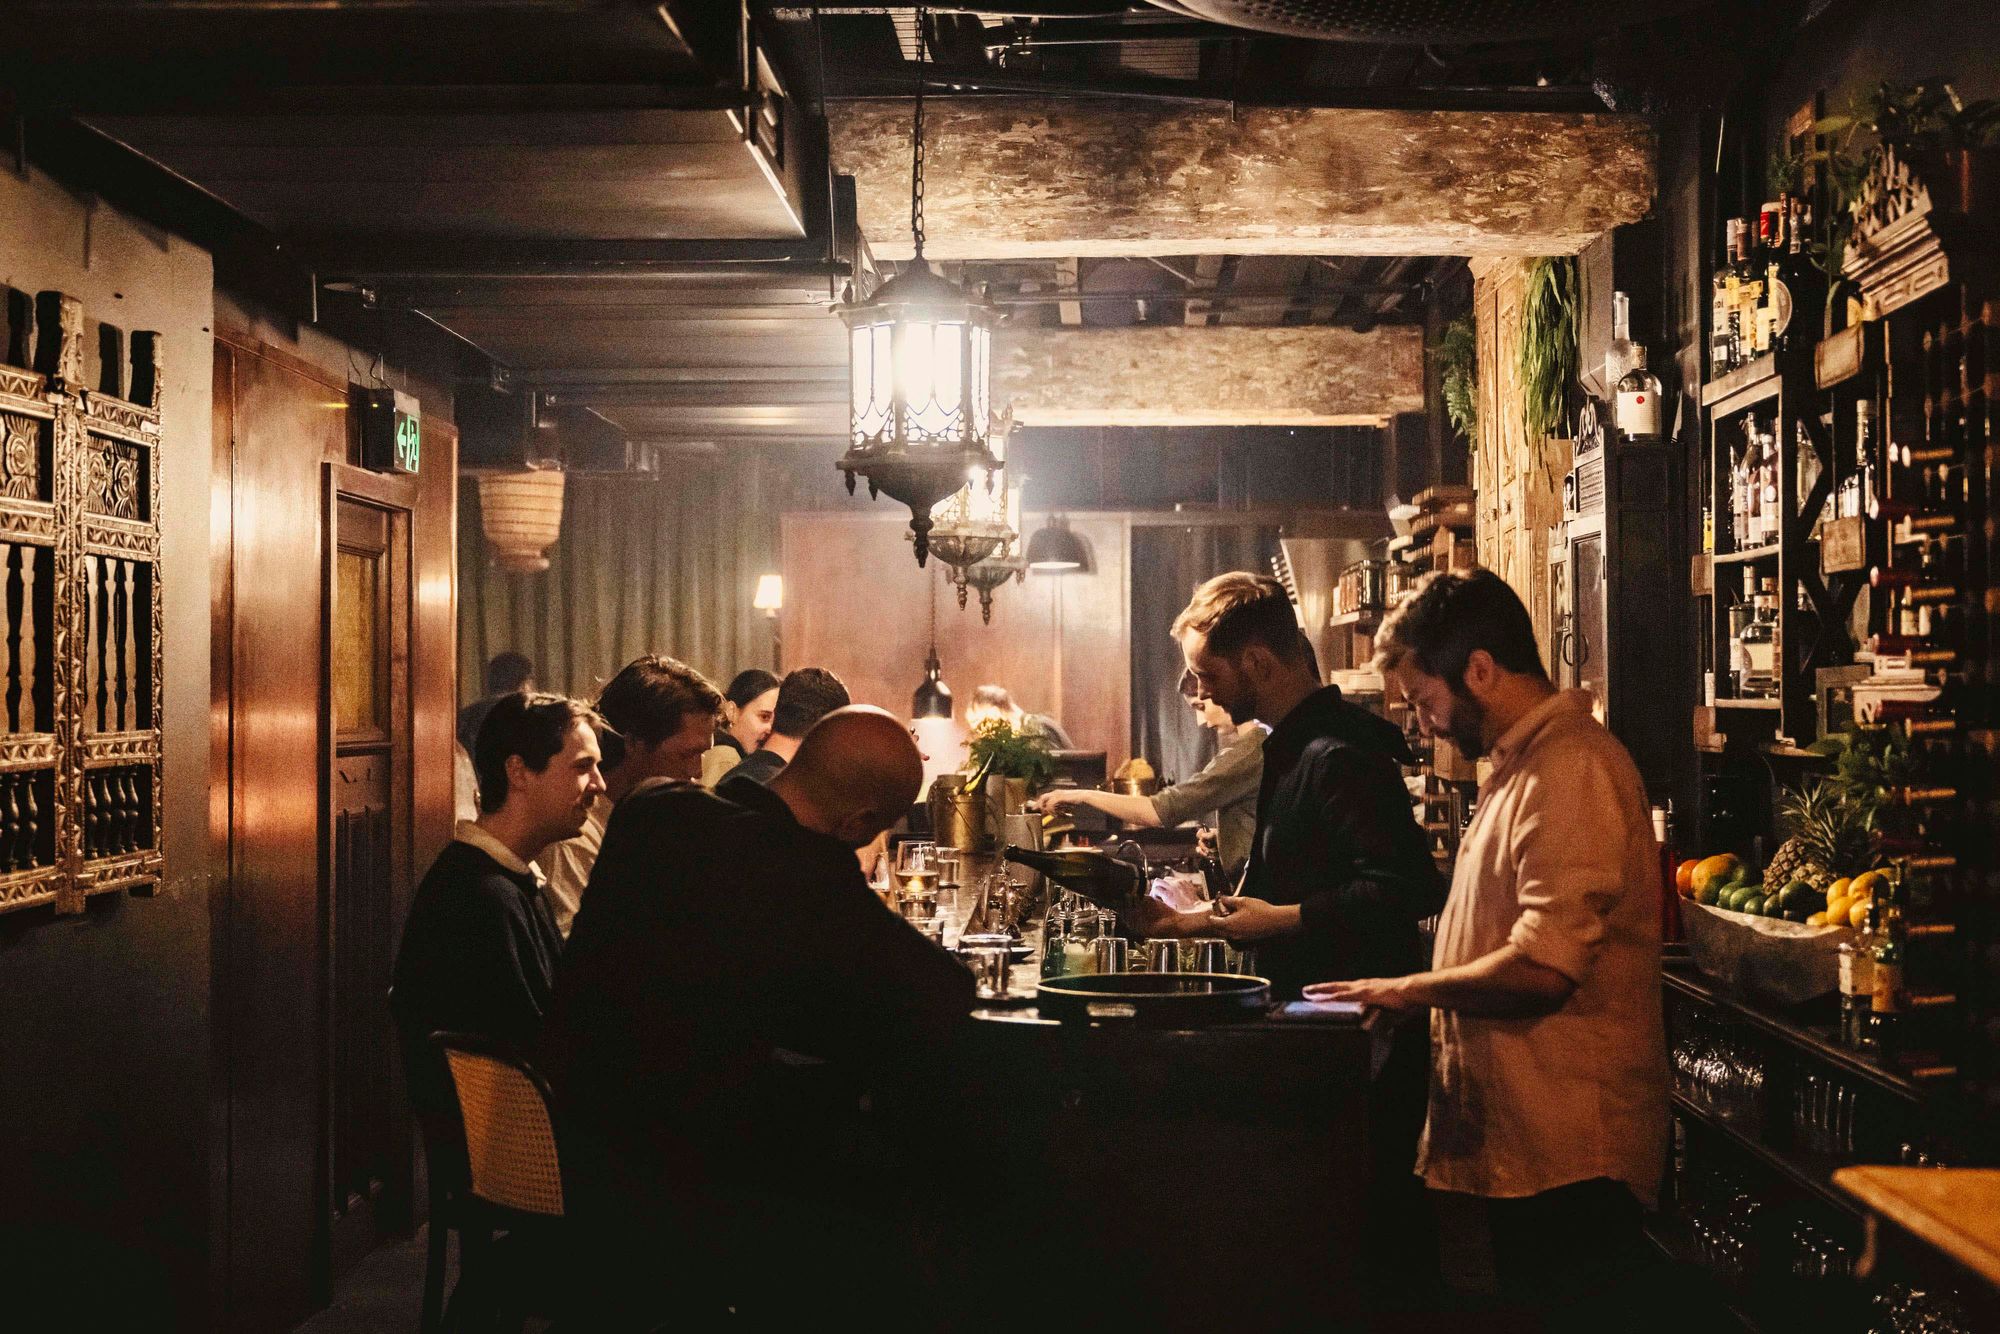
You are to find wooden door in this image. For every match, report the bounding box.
[322,471,415,1284]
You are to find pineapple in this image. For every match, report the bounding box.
[1769,781,1874,887]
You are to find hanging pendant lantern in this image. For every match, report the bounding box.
[477,468,566,574]
[834,3,999,567]
[942,474,1023,622]
[923,408,1017,572]
[911,568,954,719]
[952,551,1026,625]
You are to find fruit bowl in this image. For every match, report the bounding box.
[1683,900,1848,1004]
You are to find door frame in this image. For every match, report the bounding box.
[318,460,419,1289]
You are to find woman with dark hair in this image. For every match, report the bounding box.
[702,668,780,785]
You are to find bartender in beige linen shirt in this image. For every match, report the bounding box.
[1311,570,1667,1320]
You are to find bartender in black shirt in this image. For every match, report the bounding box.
[1130,571,1444,1303]
[1133,572,1444,992]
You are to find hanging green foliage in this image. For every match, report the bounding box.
[1516,256,1577,441]
[1430,315,1478,445]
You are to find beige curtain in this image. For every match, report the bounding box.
[458,457,795,704]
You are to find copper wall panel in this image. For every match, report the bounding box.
[781,512,1130,772]
[211,331,458,1329]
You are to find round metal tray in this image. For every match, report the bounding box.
[1034,971,1271,1026]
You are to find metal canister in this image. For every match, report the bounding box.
[928,772,986,853]
[1180,938,1228,973]
[1144,939,1180,972]
[1092,936,1129,974]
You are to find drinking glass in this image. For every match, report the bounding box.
[962,932,1014,1000]
[895,841,940,914]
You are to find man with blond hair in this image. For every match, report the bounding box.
[1137,570,1444,1302]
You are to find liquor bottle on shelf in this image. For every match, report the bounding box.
[1739,214,1769,361]
[1852,900,1883,1052]
[1757,419,1781,546]
[1756,201,1786,356]
[1710,228,1736,374]
[1612,293,1663,440]
[1716,219,1746,373]
[1740,578,1779,697]
[1870,901,1904,1054]
[1730,429,1754,549]
[1728,568,1756,695]
[1838,933,1874,1048]
[1866,698,1958,737]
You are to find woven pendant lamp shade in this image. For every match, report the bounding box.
[477,469,567,574]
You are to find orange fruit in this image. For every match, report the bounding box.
[1691,854,1741,896]
[1676,859,1700,894]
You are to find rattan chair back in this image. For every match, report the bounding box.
[441,1042,565,1217]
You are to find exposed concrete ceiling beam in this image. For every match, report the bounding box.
[833,98,1654,260]
[993,323,1421,428]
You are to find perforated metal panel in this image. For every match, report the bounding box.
[1159,0,1706,42]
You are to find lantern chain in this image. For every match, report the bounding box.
[910,3,927,260]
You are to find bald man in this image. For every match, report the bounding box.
[540,706,972,1326]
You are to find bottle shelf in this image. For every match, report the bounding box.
[1666,965,1924,1104]
[1714,544,1782,565]
[1703,355,1782,414]
[1670,1091,1865,1219]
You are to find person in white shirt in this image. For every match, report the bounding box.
[542,655,722,936]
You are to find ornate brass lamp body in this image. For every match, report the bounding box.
[836,266,999,566]
[924,416,1016,571]
[943,476,1023,621]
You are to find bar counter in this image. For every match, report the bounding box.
[946,979,1376,1330]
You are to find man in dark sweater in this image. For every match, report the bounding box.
[542,706,973,1326]
[391,691,606,1125]
[716,665,848,786]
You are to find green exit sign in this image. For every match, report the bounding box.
[354,386,421,475]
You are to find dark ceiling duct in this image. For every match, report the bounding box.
[1146,0,1712,43]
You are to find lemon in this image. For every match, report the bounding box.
[1806,912,1827,927]
[1827,877,1852,901]
[1850,870,1886,900]
[1824,893,1853,924]
[1848,899,1871,929]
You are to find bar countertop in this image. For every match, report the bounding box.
[1833,1166,2000,1290]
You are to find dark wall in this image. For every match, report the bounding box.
[1640,0,2000,818]
[0,166,216,1328]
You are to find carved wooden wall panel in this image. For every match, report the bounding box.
[1471,258,1573,672]
[0,291,162,913]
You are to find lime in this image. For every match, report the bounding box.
[1740,893,1766,917]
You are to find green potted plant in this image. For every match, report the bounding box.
[1431,314,1477,446]
[1516,257,1577,441]
[965,718,1056,830]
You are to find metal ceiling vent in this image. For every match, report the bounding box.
[1148,0,1707,42]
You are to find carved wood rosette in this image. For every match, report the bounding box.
[0,290,162,915]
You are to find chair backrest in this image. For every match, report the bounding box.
[437,1035,565,1217]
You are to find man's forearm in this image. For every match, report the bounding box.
[1396,943,1573,1017]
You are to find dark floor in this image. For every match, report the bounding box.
[288,1227,555,1334]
